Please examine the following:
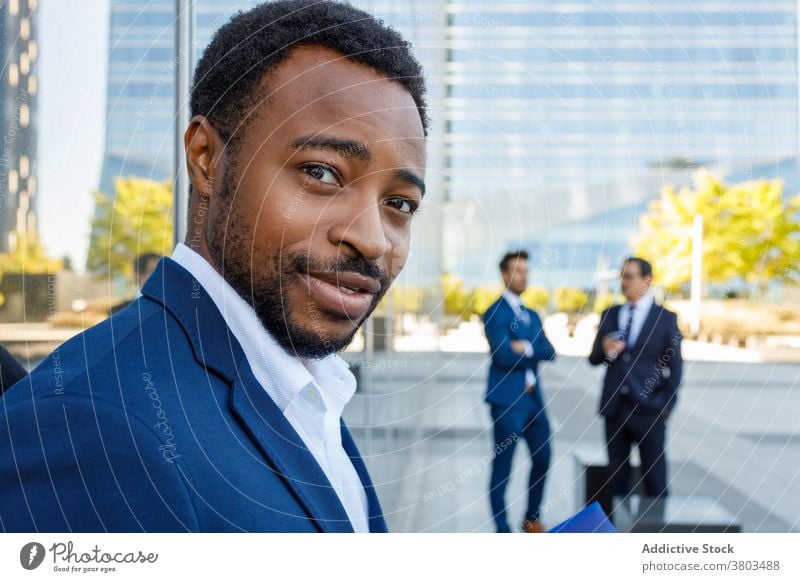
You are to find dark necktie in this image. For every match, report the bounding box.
[619,303,637,343]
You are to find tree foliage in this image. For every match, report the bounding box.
[441,274,549,320]
[87,177,174,279]
[442,272,470,317]
[632,171,800,294]
[468,285,504,317]
[0,229,63,274]
[553,286,589,313]
[520,286,549,312]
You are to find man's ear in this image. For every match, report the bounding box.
[184,115,224,199]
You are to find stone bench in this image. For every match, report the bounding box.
[573,446,642,518]
[612,495,741,533]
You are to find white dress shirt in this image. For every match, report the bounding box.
[617,292,654,347]
[171,243,369,532]
[502,289,536,388]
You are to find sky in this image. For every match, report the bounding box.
[37,0,109,271]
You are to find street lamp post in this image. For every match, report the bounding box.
[689,213,703,336]
[174,0,193,246]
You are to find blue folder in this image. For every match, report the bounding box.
[548,501,617,533]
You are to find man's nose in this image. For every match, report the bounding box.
[329,199,391,261]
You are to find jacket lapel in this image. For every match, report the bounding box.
[141,258,243,380]
[520,304,537,341]
[142,258,354,533]
[630,303,660,353]
[230,363,354,533]
[340,421,388,533]
[502,296,530,337]
[607,305,622,335]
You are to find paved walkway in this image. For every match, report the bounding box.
[345,352,800,532]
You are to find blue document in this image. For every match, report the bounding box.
[548,502,616,533]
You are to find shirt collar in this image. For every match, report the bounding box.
[502,288,523,312]
[626,292,654,314]
[170,243,355,414]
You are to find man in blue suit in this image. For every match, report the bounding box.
[589,257,683,506]
[482,250,556,533]
[0,0,428,532]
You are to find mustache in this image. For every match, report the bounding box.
[283,252,390,292]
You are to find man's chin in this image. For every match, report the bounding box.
[278,318,361,359]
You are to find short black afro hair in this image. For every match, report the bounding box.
[190,0,429,146]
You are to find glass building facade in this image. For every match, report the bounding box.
[433,0,799,288]
[100,0,175,195]
[0,0,38,253]
[98,0,799,294]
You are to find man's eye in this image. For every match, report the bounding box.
[387,198,419,215]
[302,164,340,186]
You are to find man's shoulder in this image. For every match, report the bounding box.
[658,303,677,314]
[652,302,678,319]
[11,296,186,404]
[482,296,509,321]
[653,304,680,328]
[600,304,621,320]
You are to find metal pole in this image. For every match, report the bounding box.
[174,0,193,246]
[690,214,703,336]
[386,291,394,355]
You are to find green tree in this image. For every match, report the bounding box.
[632,171,800,294]
[0,229,63,274]
[87,177,174,279]
[727,180,800,295]
[374,283,424,315]
[593,291,617,313]
[442,272,470,317]
[521,285,549,312]
[467,285,503,318]
[0,229,63,308]
[554,286,589,313]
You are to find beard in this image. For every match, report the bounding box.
[205,172,391,359]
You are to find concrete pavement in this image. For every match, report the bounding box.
[345,352,800,532]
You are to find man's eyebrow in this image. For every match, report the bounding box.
[290,134,371,162]
[395,169,426,197]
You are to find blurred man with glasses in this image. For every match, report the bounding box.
[589,257,683,511]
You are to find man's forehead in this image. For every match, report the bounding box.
[507,258,528,270]
[623,262,642,274]
[254,46,424,137]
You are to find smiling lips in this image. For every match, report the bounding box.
[300,270,381,320]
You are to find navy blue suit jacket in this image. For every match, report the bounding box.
[0,258,387,532]
[482,296,556,409]
[589,303,683,419]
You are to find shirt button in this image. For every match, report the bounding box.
[620,385,629,394]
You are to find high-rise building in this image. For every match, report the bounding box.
[99,1,264,197]
[430,1,799,287]
[98,1,799,293]
[99,0,176,196]
[0,0,38,253]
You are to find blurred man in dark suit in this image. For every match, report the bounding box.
[483,250,556,533]
[589,257,683,504]
[134,253,162,289]
[0,344,26,395]
[109,253,163,315]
